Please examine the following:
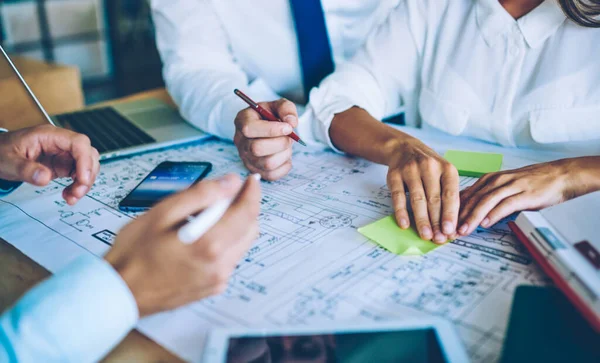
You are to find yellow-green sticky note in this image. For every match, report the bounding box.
[444,150,503,177]
[358,216,441,256]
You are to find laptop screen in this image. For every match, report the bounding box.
[0,48,53,130]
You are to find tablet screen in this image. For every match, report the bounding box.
[225,328,446,363]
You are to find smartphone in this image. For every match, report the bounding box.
[118,161,212,212]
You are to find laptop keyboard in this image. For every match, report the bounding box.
[54,107,156,154]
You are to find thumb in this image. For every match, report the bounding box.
[269,98,298,128]
[13,159,52,186]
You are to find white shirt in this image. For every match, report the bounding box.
[310,0,600,154]
[0,254,138,362]
[150,0,400,145]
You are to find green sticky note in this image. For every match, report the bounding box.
[444,150,503,177]
[358,216,441,256]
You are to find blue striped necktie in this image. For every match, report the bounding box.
[289,0,335,101]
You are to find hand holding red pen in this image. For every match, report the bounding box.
[233,92,302,181]
[234,89,306,146]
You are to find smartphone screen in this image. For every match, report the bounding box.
[119,161,212,211]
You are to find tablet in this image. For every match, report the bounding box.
[202,319,468,363]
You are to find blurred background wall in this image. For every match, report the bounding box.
[0,0,164,104]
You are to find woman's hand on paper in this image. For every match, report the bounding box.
[104,173,261,317]
[386,139,460,244]
[234,99,298,181]
[457,157,600,235]
[0,125,99,205]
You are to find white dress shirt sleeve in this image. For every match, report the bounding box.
[309,0,427,151]
[0,254,138,363]
[151,0,284,141]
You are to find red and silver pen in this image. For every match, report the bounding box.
[234,89,307,146]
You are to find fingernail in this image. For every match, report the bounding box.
[434,232,447,244]
[481,218,490,228]
[283,115,297,124]
[282,125,293,134]
[32,169,44,184]
[442,221,454,234]
[251,173,261,181]
[421,226,432,239]
[459,224,468,235]
[399,218,409,229]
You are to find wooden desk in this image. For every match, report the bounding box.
[0,88,182,362]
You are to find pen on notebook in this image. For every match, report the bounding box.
[177,174,261,244]
[234,89,307,146]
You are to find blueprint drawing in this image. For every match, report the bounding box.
[0,139,550,362]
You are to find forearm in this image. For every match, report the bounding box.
[329,107,418,166]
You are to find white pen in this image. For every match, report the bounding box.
[177,174,261,244]
[178,199,233,244]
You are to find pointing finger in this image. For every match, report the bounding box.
[387,169,410,229]
[459,184,521,235]
[484,193,531,226]
[239,118,293,139]
[42,129,95,186]
[440,165,460,236]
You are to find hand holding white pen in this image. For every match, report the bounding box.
[178,199,234,244]
[105,173,261,317]
[178,172,261,244]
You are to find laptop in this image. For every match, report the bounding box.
[0,45,209,161]
[509,191,600,332]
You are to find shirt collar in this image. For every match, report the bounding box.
[518,0,567,48]
[476,0,512,47]
[476,0,566,49]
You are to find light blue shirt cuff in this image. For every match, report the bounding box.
[0,254,139,362]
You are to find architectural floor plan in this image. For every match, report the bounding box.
[0,137,551,362]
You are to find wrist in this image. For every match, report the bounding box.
[382,133,418,167]
[565,156,600,197]
[104,252,147,317]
